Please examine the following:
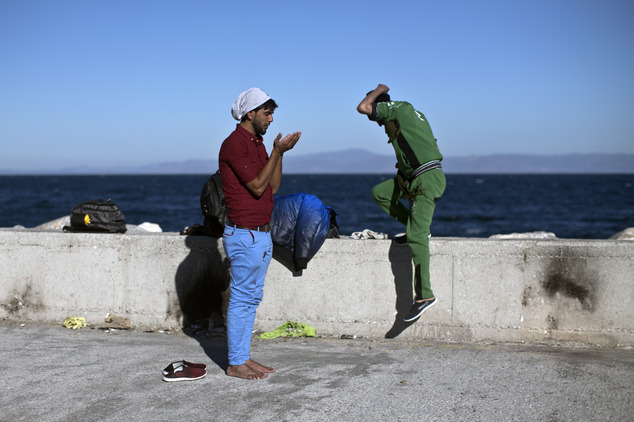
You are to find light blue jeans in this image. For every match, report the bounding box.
[222,225,272,366]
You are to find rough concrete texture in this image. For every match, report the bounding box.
[261,237,633,347]
[1,321,633,422]
[1,229,632,347]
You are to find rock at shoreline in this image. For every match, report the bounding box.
[610,227,634,240]
[134,222,162,232]
[24,216,163,233]
[489,231,557,240]
[35,216,70,230]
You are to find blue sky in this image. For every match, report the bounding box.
[1,0,633,171]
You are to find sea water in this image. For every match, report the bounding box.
[0,174,632,239]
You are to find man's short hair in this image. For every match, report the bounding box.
[241,99,278,122]
[367,91,391,104]
[254,99,278,113]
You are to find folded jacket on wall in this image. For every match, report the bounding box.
[271,193,338,272]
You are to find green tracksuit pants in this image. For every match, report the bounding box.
[371,169,446,300]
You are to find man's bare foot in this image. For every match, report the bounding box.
[226,363,267,380]
[246,359,276,374]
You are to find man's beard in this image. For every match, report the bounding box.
[254,120,268,136]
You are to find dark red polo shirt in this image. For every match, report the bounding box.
[218,124,273,227]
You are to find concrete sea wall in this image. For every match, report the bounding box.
[1,229,632,347]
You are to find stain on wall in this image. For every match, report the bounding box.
[2,282,44,315]
[521,285,532,306]
[541,248,597,311]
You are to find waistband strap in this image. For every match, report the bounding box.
[409,160,442,181]
[226,219,271,232]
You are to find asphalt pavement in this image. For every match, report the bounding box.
[1,320,632,422]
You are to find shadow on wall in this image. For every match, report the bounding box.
[174,236,231,329]
[385,243,417,338]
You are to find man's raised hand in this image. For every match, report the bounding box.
[274,131,302,154]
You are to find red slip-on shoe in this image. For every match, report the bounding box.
[162,362,206,382]
[162,360,207,376]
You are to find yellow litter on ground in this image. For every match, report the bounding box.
[62,317,86,329]
[259,321,316,339]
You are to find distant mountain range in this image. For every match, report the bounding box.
[2,149,633,174]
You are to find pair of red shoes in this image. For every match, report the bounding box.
[162,360,207,382]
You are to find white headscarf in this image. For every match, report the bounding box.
[231,87,271,121]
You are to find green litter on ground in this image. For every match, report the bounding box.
[259,321,317,339]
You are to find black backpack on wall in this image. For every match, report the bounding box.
[64,199,127,233]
